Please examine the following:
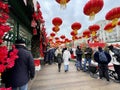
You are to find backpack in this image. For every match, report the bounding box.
[112,49,120,63]
[99,51,108,62]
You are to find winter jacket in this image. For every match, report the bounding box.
[84,47,93,59]
[63,50,71,65]
[94,50,111,64]
[3,45,35,88]
[76,48,83,61]
[55,48,63,64]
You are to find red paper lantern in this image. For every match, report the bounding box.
[70,31,77,36]
[104,23,116,32]
[118,21,120,26]
[71,22,81,31]
[52,26,60,33]
[72,36,77,41]
[83,30,90,38]
[60,35,66,39]
[105,7,120,26]
[89,24,100,36]
[50,32,56,38]
[83,0,104,20]
[64,38,69,43]
[55,37,59,41]
[52,17,62,26]
[56,0,70,9]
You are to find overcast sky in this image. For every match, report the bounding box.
[38,0,120,39]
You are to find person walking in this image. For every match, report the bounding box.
[75,46,83,71]
[63,47,71,72]
[94,47,111,81]
[3,39,35,90]
[83,45,93,72]
[55,47,63,72]
[108,45,120,83]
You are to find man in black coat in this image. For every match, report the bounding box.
[75,46,83,71]
[3,39,35,90]
[94,47,111,81]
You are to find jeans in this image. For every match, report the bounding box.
[64,65,69,71]
[83,58,91,71]
[76,60,83,70]
[12,83,28,90]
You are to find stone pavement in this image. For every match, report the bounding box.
[29,62,120,90]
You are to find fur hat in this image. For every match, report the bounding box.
[15,39,26,44]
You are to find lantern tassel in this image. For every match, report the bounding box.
[89,12,95,21]
[60,0,67,9]
[107,29,113,33]
[112,18,118,26]
[92,31,96,37]
[73,30,78,35]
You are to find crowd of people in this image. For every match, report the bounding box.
[2,41,120,90]
[44,44,120,83]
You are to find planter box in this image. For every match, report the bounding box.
[34,58,41,71]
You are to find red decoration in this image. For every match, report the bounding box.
[89,24,100,36]
[55,37,59,41]
[0,1,18,89]
[71,22,81,31]
[105,7,120,26]
[52,17,62,26]
[36,1,40,9]
[34,59,40,66]
[60,35,66,40]
[104,23,116,32]
[0,45,18,73]
[50,32,56,38]
[83,30,90,38]
[31,19,37,28]
[71,22,81,36]
[118,21,120,26]
[88,42,106,48]
[70,31,77,36]
[33,28,37,35]
[52,26,60,33]
[83,0,104,20]
[56,0,70,9]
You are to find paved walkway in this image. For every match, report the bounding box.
[29,62,120,90]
